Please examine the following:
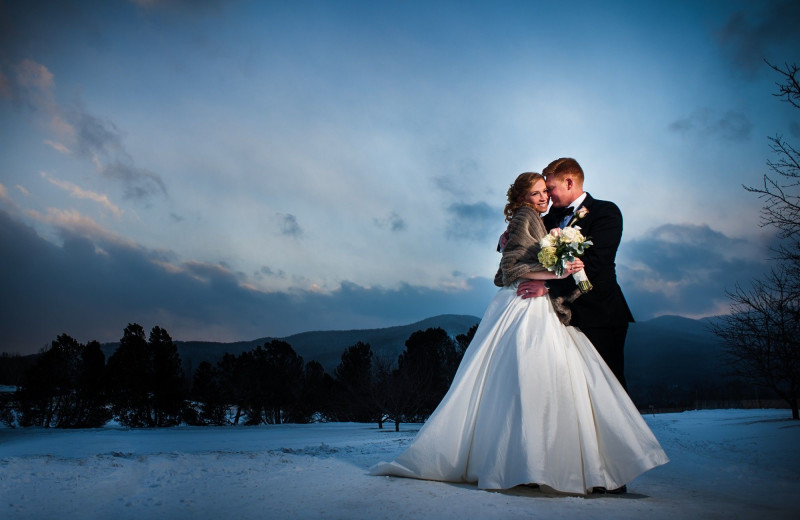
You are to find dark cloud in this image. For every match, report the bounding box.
[0,209,495,355]
[434,176,467,197]
[278,213,303,238]
[256,266,286,279]
[1,211,769,356]
[718,0,800,77]
[618,223,772,319]
[446,202,499,242]
[67,106,167,199]
[374,212,406,232]
[70,108,124,156]
[102,161,167,200]
[668,109,752,142]
[431,155,480,197]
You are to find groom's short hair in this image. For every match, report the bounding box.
[543,158,584,184]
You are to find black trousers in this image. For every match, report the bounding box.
[580,323,629,391]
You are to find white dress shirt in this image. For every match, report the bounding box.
[560,192,588,227]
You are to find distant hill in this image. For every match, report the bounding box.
[100,314,481,374]
[625,315,743,408]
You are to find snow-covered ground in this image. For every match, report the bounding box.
[1,409,798,519]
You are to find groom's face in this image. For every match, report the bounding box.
[545,176,570,208]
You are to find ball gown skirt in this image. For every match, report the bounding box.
[370,284,668,494]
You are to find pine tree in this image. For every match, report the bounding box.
[333,342,378,422]
[107,324,185,427]
[16,334,109,427]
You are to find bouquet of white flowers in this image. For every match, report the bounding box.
[538,208,594,293]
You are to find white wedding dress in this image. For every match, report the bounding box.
[370,284,668,494]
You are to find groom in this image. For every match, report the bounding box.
[518,158,634,390]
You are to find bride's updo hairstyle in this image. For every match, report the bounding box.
[504,172,545,222]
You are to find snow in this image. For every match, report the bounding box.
[1,409,798,519]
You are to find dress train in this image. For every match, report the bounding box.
[370,286,668,494]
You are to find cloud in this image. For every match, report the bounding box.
[97,160,166,200]
[69,108,124,157]
[0,183,23,210]
[42,172,123,218]
[3,59,166,200]
[182,260,237,284]
[446,202,498,242]
[434,175,469,197]
[257,266,286,280]
[1,212,763,356]
[619,223,772,319]
[25,207,136,249]
[668,108,753,142]
[14,58,55,93]
[8,60,69,137]
[718,0,800,77]
[278,213,303,238]
[374,212,406,232]
[44,139,71,154]
[0,209,494,354]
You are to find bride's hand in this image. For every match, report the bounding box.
[569,259,584,271]
[561,260,584,278]
[518,280,548,299]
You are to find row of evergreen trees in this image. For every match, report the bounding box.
[1,323,478,430]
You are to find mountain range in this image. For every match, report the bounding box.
[101,314,480,375]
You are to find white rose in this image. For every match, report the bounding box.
[540,234,556,248]
[560,227,581,242]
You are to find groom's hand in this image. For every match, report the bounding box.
[517,280,548,299]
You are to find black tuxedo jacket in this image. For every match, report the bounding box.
[543,193,634,328]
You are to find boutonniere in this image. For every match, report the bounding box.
[566,207,589,228]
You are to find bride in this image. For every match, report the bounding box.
[370,172,668,494]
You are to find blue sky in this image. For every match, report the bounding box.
[1,0,798,353]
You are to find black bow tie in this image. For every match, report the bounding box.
[552,206,573,218]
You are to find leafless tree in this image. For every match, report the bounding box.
[745,61,800,260]
[711,267,800,419]
[715,61,800,419]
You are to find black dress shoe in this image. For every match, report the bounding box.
[592,485,627,495]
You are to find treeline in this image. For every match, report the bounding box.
[0,323,478,430]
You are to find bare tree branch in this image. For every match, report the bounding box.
[766,60,800,110]
[718,61,800,419]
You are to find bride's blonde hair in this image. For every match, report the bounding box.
[504,172,545,222]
